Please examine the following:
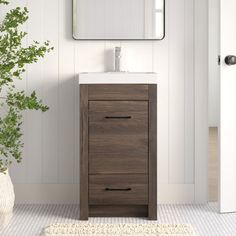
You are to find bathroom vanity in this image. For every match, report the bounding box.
[79,73,157,220]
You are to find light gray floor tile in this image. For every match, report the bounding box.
[0,203,235,236]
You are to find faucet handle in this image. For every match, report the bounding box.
[114,47,121,72]
[115,47,121,55]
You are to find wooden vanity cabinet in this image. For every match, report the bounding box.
[80,84,157,220]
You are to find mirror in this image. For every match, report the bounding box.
[73,0,165,40]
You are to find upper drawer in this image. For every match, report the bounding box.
[89,101,148,128]
[88,85,148,100]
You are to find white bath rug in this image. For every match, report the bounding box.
[43,223,197,236]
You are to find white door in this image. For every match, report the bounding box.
[220,0,236,213]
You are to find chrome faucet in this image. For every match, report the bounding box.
[114,47,121,72]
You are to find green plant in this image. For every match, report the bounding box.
[0,0,53,173]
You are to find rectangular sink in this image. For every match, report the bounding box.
[78,72,157,84]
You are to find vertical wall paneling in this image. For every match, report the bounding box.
[75,41,105,72]
[153,0,169,184]
[42,0,59,183]
[168,0,185,183]
[184,0,194,184]
[24,0,44,184]
[58,0,75,183]
[120,41,153,72]
[208,0,220,127]
[194,0,208,203]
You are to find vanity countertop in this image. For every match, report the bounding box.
[78,72,157,84]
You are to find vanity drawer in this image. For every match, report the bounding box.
[88,84,148,101]
[89,174,148,205]
[89,101,148,123]
[89,101,148,150]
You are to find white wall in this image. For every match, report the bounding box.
[208,0,220,127]
[0,0,208,204]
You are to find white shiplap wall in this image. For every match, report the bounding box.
[208,0,220,127]
[0,0,207,204]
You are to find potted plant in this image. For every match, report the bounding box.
[0,0,53,215]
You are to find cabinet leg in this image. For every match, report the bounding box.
[148,205,157,220]
[80,209,88,221]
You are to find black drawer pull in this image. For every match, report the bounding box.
[105,116,131,119]
[105,188,132,191]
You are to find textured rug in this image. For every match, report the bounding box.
[43,223,196,236]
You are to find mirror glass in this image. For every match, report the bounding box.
[73,0,165,40]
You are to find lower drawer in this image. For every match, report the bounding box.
[89,174,148,205]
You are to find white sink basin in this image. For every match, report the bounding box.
[78,72,157,84]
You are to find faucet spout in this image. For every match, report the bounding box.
[114,47,121,72]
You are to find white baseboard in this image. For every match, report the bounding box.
[14,183,195,204]
[14,184,80,204]
[158,184,195,204]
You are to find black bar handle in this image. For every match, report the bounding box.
[105,116,131,119]
[105,188,132,191]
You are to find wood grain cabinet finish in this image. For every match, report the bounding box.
[80,84,157,220]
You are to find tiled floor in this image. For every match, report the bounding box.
[1,203,236,236]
